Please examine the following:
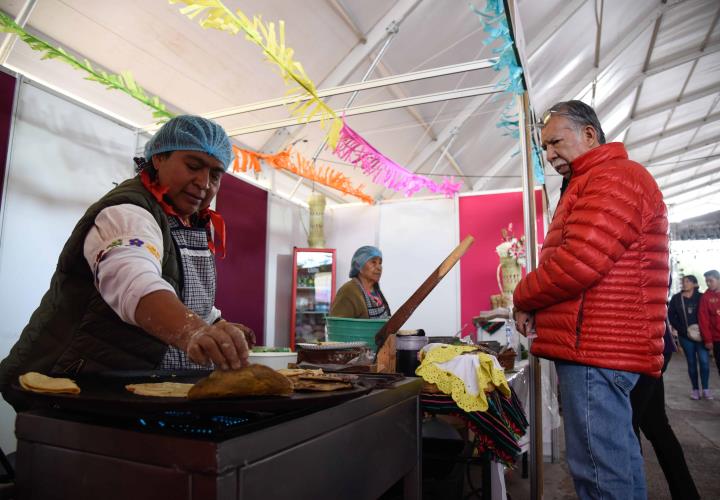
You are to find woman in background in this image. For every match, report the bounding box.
[330,246,391,319]
[668,275,711,400]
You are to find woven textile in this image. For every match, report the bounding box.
[421,389,528,467]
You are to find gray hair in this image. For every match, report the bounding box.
[704,269,720,280]
[543,100,606,144]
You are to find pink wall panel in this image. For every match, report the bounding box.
[0,71,15,205]
[215,174,268,344]
[459,190,545,330]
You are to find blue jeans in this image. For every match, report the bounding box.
[678,336,709,390]
[556,361,646,500]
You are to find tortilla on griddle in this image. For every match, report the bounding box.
[276,368,324,377]
[292,379,353,391]
[188,364,293,400]
[19,372,81,394]
[289,373,356,392]
[125,382,194,398]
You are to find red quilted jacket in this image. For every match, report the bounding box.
[513,143,669,377]
[699,289,720,342]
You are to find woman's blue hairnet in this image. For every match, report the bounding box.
[144,115,233,170]
[350,246,382,278]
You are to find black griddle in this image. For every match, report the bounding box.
[7,369,373,419]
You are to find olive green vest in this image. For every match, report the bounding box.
[0,177,182,391]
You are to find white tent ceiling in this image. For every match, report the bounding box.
[1,0,719,220]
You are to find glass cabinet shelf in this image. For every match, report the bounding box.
[290,248,336,347]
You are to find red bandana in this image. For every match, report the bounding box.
[140,170,226,258]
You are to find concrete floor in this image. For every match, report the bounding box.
[496,352,720,499]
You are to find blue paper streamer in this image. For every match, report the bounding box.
[470,1,545,185]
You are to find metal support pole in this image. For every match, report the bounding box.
[427,128,459,174]
[0,0,38,65]
[518,91,542,499]
[311,24,398,162]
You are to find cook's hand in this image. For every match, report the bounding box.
[706,342,713,351]
[229,322,256,348]
[513,308,535,337]
[186,320,249,370]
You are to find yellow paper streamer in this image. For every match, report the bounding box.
[170,0,342,148]
[232,146,374,204]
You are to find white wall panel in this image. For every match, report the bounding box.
[326,198,459,337]
[325,203,381,283]
[377,198,459,337]
[264,194,308,347]
[0,80,136,452]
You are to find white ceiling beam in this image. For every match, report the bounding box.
[645,39,720,78]
[259,0,423,153]
[597,74,646,119]
[633,85,720,121]
[226,83,503,137]
[561,0,684,102]
[404,92,496,172]
[631,8,720,158]
[605,76,719,140]
[602,39,720,120]
[626,111,720,150]
[527,0,588,58]
[319,2,475,185]
[648,135,720,164]
[316,0,422,88]
[667,190,720,213]
[326,0,366,44]
[145,58,495,129]
[654,157,713,182]
[372,62,471,188]
[668,203,720,224]
[472,147,517,191]
[0,0,38,64]
[377,74,505,199]
[607,117,632,142]
[314,0,472,191]
[665,182,720,205]
[662,165,720,194]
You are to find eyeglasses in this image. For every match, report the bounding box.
[540,109,570,126]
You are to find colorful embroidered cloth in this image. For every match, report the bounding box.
[421,389,528,467]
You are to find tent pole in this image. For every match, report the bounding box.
[311,25,398,162]
[0,0,38,65]
[518,90,543,499]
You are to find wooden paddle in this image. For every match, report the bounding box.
[374,235,475,368]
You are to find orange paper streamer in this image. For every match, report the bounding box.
[232,146,374,204]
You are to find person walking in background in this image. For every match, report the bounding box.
[700,269,720,376]
[669,275,711,400]
[631,317,700,499]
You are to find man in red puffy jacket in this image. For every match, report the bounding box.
[513,100,669,500]
[700,269,720,375]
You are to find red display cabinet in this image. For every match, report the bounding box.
[290,248,336,348]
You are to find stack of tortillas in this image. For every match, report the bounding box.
[277,368,356,392]
[19,372,81,394]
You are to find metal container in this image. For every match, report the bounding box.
[395,335,429,377]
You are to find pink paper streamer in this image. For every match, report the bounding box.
[334,121,463,197]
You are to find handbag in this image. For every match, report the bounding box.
[681,295,703,342]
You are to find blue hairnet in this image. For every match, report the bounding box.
[350,246,382,278]
[144,115,233,170]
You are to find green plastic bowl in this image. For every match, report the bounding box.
[326,316,388,352]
